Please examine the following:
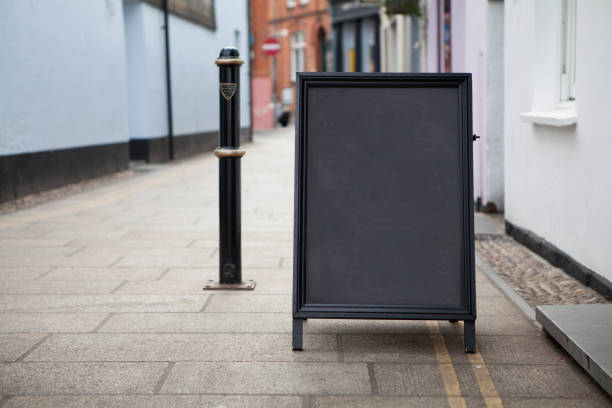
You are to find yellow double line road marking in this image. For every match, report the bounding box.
[428,321,467,408]
[428,320,503,408]
[468,350,503,407]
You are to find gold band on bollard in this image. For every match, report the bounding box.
[215,58,244,66]
[214,147,246,158]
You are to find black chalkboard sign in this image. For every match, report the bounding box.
[292,73,476,352]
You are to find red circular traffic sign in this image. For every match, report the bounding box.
[262,36,281,56]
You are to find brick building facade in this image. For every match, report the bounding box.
[250,0,331,129]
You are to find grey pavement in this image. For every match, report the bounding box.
[0,127,609,407]
[474,213,504,236]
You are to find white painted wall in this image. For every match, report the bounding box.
[485,0,504,209]
[421,0,504,210]
[123,0,251,141]
[0,0,129,155]
[452,0,487,206]
[504,0,612,281]
[123,0,169,140]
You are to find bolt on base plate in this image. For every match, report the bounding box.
[203,280,256,290]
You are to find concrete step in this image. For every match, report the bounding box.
[536,304,612,396]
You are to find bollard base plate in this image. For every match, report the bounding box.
[203,280,256,291]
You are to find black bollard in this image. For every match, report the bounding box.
[204,47,255,290]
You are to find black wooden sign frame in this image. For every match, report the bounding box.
[292,73,476,352]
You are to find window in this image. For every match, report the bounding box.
[560,0,576,101]
[361,19,376,72]
[291,31,306,82]
[287,0,296,9]
[299,0,310,5]
[342,23,357,72]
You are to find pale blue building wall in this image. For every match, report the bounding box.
[0,0,130,155]
[0,0,251,201]
[124,0,251,143]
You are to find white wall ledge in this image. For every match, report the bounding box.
[520,109,577,127]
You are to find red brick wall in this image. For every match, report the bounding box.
[249,0,331,122]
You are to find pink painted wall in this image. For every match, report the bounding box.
[424,0,499,209]
[252,77,274,130]
[460,0,487,208]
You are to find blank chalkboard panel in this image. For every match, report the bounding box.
[293,73,475,320]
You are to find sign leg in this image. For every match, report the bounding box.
[292,318,304,351]
[464,320,476,353]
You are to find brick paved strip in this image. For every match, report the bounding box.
[475,236,607,308]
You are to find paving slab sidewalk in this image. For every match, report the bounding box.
[0,127,609,407]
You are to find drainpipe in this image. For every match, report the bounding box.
[163,0,175,160]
